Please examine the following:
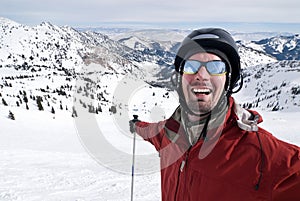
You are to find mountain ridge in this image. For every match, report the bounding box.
[1,17,300,120]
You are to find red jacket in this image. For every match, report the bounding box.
[135,97,300,201]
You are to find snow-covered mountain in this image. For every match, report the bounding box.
[239,34,300,60]
[101,28,280,69]
[1,16,300,118]
[237,41,277,68]
[254,34,300,60]
[0,17,145,73]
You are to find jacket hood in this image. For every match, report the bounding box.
[233,100,263,132]
[165,97,263,141]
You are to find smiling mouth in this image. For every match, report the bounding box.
[192,88,211,95]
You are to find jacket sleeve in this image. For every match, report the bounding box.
[271,140,300,201]
[135,121,166,151]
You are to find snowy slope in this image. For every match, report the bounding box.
[1,78,300,201]
[0,106,162,201]
[237,42,277,68]
[233,60,300,112]
[0,19,83,69]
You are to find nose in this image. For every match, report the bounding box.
[195,65,210,80]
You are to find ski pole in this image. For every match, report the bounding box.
[131,114,138,201]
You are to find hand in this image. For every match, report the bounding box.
[129,115,140,133]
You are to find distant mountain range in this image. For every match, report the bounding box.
[0,17,299,119]
[254,34,300,60]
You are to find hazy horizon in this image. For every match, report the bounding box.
[1,0,300,33]
[2,16,300,34]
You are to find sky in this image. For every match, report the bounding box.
[1,0,300,32]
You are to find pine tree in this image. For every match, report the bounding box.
[97,105,102,113]
[23,95,28,104]
[8,110,15,120]
[36,96,44,111]
[2,98,8,106]
[51,106,55,114]
[72,106,78,117]
[88,105,95,113]
[109,105,117,114]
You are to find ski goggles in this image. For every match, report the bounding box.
[182,60,227,76]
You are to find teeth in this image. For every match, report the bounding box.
[193,88,210,93]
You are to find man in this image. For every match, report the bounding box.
[130,28,300,201]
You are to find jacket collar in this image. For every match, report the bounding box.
[165,97,263,138]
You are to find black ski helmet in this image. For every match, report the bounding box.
[174,28,241,93]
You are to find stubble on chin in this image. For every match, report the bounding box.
[187,99,213,115]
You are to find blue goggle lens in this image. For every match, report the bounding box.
[183,60,226,75]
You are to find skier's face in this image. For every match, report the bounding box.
[181,52,226,115]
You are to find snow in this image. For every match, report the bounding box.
[0,105,161,201]
[1,81,300,201]
[258,111,300,145]
[233,60,300,112]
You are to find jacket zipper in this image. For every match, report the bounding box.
[174,147,191,201]
[180,160,186,172]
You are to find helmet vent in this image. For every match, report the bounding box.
[191,34,220,40]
